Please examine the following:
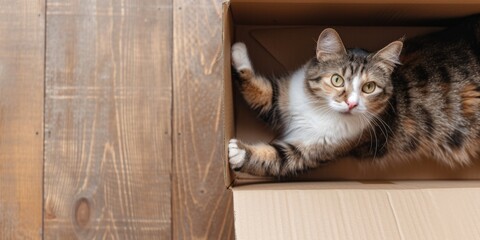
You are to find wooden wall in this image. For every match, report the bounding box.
[0,0,233,239]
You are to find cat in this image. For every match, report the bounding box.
[229,16,480,177]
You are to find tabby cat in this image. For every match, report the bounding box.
[229,16,480,177]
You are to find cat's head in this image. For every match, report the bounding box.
[306,28,402,117]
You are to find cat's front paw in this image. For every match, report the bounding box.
[228,139,246,171]
[231,42,252,71]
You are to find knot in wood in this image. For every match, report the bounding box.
[75,198,91,228]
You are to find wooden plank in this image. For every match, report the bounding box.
[0,1,44,239]
[172,0,235,239]
[44,0,172,238]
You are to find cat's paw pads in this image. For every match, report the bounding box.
[228,139,246,170]
[231,42,252,71]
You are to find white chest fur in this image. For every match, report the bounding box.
[283,67,367,146]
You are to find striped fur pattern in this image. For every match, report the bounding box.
[230,16,480,177]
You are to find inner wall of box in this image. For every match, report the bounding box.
[229,3,480,181]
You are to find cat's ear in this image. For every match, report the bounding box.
[372,40,403,73]
[316,28,347,62]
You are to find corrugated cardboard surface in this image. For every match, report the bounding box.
[233,181,480,240]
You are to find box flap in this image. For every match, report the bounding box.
[233,181,480,240]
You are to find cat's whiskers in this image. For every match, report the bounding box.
[354,115,367,146]
[362,114,380,160]
[364,121,376,159]
[371,113,394,136]
[364,112,391,151]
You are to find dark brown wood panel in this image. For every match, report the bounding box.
[0,1,44,239]
[44,0,172,238]
[172,0,234,239]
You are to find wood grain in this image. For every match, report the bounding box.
[44,0,172,238]
[0,0,44,239]
[172,0,234,239]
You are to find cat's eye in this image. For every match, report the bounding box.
[330,74,344,87]
[362,82,376,93]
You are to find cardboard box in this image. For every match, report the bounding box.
[223,1,480,239]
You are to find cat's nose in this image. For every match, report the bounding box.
[347,101,358,110]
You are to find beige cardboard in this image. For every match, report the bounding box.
[233,181,480,240]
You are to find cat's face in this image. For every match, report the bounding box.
[306,28,402,117]
[306,54,394,116]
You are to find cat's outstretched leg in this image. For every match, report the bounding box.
[231,43,274,114]
[228,138,321,176]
